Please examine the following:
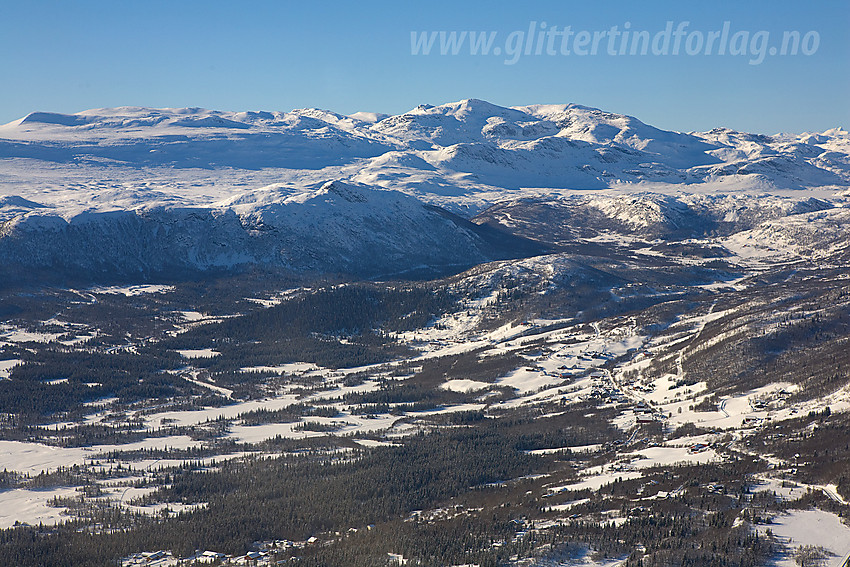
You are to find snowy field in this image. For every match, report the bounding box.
[759,509,850,567]
[0,486,80,529]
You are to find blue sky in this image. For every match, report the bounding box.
[0,0,847,133]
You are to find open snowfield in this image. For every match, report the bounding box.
[0,436,201,475]
[176,349,220,358]
[0,486,79,529]
[759,509,850,567]
[0,358,21,379]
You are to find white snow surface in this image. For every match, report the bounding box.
[176,348,220,359]
[758,509,850,567]
[0,486,80,529]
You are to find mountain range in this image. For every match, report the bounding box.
[0,99,848,282]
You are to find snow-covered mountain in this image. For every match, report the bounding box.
[1,100,847,201]
[474,192,839,240]
[0,99,847,282]
[0,180,543,283]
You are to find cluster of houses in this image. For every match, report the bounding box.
[122,551,175,566]
[589,384,627,403]
[583,371,627,403]
[633,401,664,424]
[631,381,657,394]
[748,388,791,413]
[122,540,304,566]
[122,549,272,566]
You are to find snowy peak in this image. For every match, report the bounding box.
[17,112,93,127]
[376,98,557,145]
[319,180,371,203]
[220,181,407,210]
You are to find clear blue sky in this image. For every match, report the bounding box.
[1,0,847,133]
